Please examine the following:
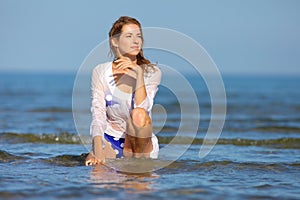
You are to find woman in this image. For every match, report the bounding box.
[85,16,161,166]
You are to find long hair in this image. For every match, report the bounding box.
[109,16,155,73]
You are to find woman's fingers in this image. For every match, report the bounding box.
[85,154,105,166]
[85,152,93,166]
[114,57,130,63]
[114,58,136,70]
[115,61,131,70]
[113,59,143,80]
[85,159,92,166]
[85,157,97,166]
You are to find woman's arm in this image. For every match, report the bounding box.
[134,67,161,111]
[85,136,105,165]
[134,66,147,106]
[113,57,161,111]
[85,67,107,166]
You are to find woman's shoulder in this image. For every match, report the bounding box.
[92,62,112,79]
[93,62,111,72]
[152,65,161,75]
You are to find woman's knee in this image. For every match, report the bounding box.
[131,108,151,128]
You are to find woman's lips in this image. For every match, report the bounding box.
[131,46,140,50]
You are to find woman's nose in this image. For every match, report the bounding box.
[133,37,139,44]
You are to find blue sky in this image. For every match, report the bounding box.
[0,0,299,75]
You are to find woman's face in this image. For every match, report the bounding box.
[115,24,143,57]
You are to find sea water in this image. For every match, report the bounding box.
[0,72,299,199]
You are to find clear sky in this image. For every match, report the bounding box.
[0,0,299,75]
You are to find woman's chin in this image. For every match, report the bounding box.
[123,52,140,57]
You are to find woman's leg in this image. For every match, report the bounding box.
[123,134,134,158]
[124,108,153,158]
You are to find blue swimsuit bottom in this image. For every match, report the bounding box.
[104,133,125,158]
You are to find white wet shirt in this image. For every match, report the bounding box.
[90,62,161,139]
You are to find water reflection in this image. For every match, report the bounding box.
[89,164,159,193]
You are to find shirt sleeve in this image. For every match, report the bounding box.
[90,66,107,139]
[134,67,162,112]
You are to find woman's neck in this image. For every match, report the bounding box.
[123,54,137,64]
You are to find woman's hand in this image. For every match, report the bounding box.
[85,136,106,166]
[113,56,147,107]
[113,57,143,78]
[85,150,105,166]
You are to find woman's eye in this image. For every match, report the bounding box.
[126,35,132,38]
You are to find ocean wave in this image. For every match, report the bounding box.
[253,126,300,133]
[0,132,82,144]
[223,124,300,133]
[43,153,88,167]
[1,132,299,149]
[2,150,299,172]
[159,137,300,149]
[28,107,71,113]
[0,150,87,166]
[0,150,26,163]
[161,160,300,173]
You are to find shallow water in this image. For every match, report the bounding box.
[0,73,299,199]
[1,143,299,199]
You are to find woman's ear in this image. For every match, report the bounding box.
[111,38,118,48]
[111,37,122,58]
